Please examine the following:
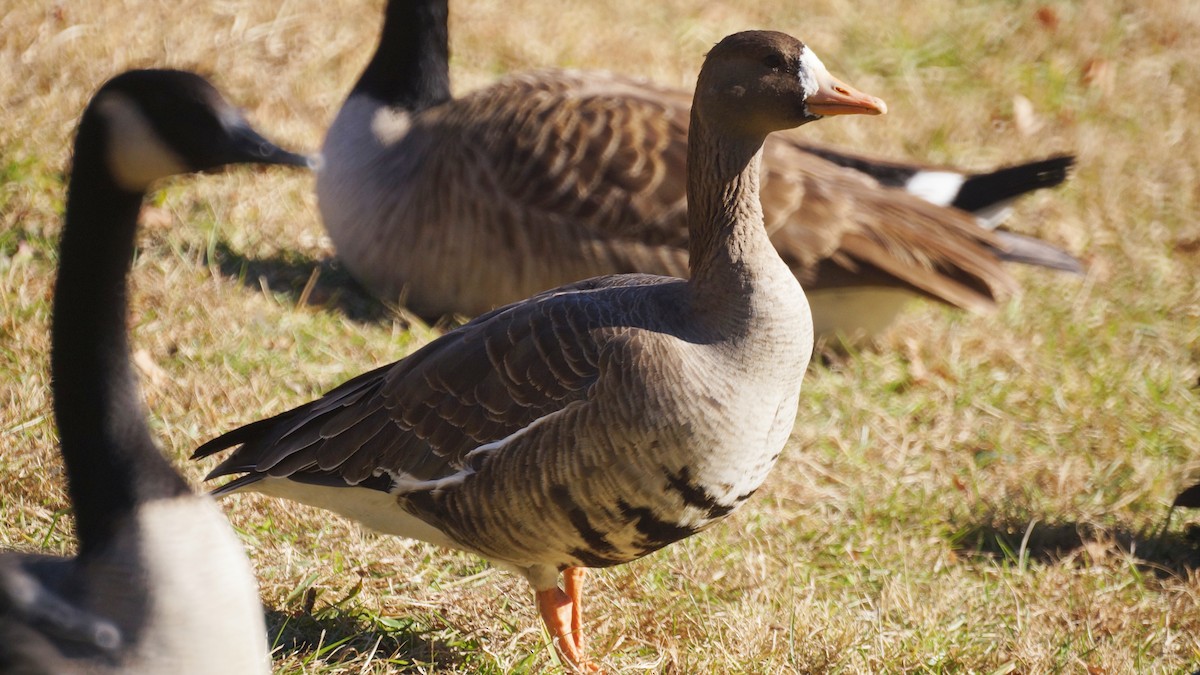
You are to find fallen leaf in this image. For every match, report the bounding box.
[1035,6,1059,31]
[1012,94,1042,137]
[133,349,168,389]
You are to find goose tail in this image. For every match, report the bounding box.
[791,141,1074,227]
[951,155,1074,215]
[990,230,1084,274]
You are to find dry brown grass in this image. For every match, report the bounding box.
[3,0,1200,672]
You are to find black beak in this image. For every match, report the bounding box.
[226,122,314,170]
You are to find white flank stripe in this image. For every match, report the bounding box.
[904,170,966,207]
[390,405,576,493]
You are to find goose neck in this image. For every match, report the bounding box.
[684,112,774,291]
[52,113,189,555]
[355,0,452,111]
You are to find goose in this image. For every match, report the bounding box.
[0,69,309,673]
[194,30,886,669]
[317,0,1081,340]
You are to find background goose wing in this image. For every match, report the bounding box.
[760,142,1022,311]
[435,70,692,248]
[434,70,1076,309]
[788,141,1074,214]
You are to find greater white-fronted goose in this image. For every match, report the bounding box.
[0,70,309,673]
[195,30,886,669]
[317,0,1080,340]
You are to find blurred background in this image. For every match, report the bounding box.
[1,0,1198,671]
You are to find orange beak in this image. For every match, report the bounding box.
[807,71,887,116]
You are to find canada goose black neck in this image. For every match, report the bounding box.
[51,70,309,557]
[52,105,190,557]
[0,70,303,673]
[355,0,451,110]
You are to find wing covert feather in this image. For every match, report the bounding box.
[198,275,680,488]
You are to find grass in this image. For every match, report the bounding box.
[3,0,1200,671]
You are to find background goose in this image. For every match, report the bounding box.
[318,0,1081,340]
[195,30,886,668]
[0,70,309,673]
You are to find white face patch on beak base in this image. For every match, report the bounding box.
[798,47,888,117]
[797,46,826,99]
[95,92,188,192]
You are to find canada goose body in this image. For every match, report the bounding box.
[317,0,1079,339]
[0,70,309,673]
[0,498,267,674]
[198,30,886,668]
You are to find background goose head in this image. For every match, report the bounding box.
[0,69,308,673]
[694,31,886,141]
[84,69,311,194]
[58,69,311,556]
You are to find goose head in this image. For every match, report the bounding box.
[694,30,887,139]
[84,69,312,193]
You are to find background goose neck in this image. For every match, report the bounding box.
[52,112,189,556]
[355,0,452,111]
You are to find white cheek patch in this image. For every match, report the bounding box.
[95,92,188,192]
[371,106,413,146]
[797,46,827,98]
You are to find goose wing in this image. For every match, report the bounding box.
[787,142,1074,215]
[195,274,679,493]
[0,555,121,670]
[433,69,692,250]
[436,69,1061,310]
[760,140,1022,311]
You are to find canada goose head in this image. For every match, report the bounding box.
[695,31,887,138]
[52,69,312,554]
[84,69,311,193]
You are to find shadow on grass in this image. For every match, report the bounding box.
[265,606,482,672]
[950,513,1200,577]
[209,241,391,323]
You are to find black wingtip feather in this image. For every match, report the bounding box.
[209,473,267,498]
[203,451,261,481]
[192,415,283,460]
[953,155,1075,214]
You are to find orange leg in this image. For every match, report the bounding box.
[535,567,599,672]
[563,567,586,654]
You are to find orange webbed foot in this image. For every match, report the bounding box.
[535,567,601,672]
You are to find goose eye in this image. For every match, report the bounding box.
[763,54,786,71]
